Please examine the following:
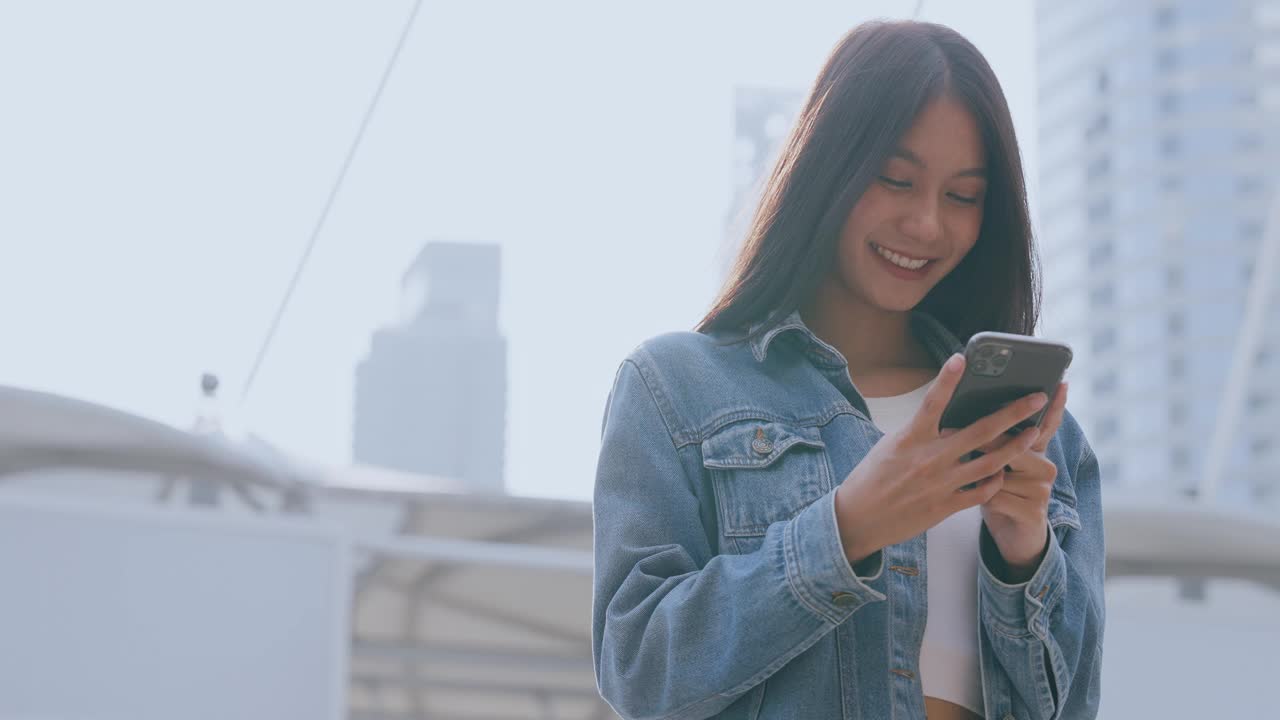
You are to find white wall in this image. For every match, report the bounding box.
[0,495,350,720]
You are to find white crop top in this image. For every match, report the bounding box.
[863,380,984,717]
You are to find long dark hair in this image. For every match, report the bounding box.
[698,20,1039,343]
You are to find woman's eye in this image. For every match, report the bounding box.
[878,175,911,189]
[948,192,979,205]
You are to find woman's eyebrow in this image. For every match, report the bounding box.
[890,147,987,178]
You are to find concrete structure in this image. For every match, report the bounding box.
[0,384,601,720]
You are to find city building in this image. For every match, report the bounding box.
[1035,0,1280,501]
[723,86,805,275]
[354,241,507,493]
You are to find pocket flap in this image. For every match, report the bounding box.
[701,421,825,470]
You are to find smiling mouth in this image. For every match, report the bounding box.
[870,242,935,271]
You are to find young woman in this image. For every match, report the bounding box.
[592,20,1104,720]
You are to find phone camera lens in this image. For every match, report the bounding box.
[992,354,1009,367]
[977,345,996,359]
[973,359,989,373]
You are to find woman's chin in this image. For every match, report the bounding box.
[867,288,930,314]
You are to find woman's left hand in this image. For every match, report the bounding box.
[978,381,1069,582]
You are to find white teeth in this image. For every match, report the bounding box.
[873,243,930,270]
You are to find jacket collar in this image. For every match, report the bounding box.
[746,308,966,366]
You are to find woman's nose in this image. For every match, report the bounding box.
[901,198,941,243]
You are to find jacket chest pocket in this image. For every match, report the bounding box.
[701,420,833,552]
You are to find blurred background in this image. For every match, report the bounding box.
[1,0,1277,718]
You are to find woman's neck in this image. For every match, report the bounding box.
[800,291,934,377]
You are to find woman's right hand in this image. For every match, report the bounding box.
[834,352,1048,565]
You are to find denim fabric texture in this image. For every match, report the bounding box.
[592,310,1105,720]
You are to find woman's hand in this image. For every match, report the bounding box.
[834,353,1048,565]
[976,381,1069,582]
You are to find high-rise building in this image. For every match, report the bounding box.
[353,241,507,493]
[723,87,805,275]
[1035,0,1280,501]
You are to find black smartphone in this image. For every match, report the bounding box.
[939,331,1073,435]
[939,332,1071,491]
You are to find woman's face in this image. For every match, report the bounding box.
[832,96,988,313]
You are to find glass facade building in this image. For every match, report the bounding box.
[1035,0,1280,501]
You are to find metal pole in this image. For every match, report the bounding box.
[352,533,594,574]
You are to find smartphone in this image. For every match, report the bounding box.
[939,331,1073,434]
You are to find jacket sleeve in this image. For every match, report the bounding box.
[976,416,1106,720]
[591,359,886,720]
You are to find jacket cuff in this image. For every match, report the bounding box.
[979,523,1067,639]
[782,487,887,625]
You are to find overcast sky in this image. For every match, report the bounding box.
[0,0,1038,500]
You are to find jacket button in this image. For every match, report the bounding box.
[831,591,858,606]
[751,427,773,454]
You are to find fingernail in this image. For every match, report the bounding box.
[945,353,962,372]
[1031,393,1048,409]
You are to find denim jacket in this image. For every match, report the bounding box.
[592,310,1105,720]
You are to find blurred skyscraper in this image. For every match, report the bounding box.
[1035,1,1280,501]
[353,241,507,493]
[723,87,804,275]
